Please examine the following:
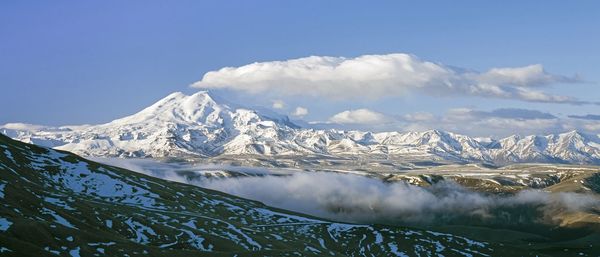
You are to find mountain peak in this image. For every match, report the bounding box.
[184,90,218,107]
[165,91,186,98]
[108,91,226,126]
[561,130,583,136]
[157,90,213,102]
[157,91,214,104]
[191,90,210,96]
[424,129,445,135]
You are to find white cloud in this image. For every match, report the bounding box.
[398,108,569,137]
[445,108,557,121]
[199,172,599,224]
[329,109,389,125]
[1,123,47,131]
[475,65,579,87]
[569,114,600,121]
[291,106,308,117]
[94,159,600,225]
[403,112,435,122]
[307,107,600,137]
[192,53,583,104]
[272,99,285,109]
[583,123,600,131]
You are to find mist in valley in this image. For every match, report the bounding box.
[95,158,600,232]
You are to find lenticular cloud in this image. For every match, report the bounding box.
[192,53,581,104]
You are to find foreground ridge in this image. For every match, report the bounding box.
[0,134,537,256]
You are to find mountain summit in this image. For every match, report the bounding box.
[109,91,230,126]
[3,91,600,165]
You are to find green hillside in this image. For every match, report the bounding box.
[0,134,589,256]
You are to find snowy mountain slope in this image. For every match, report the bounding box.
[2,92,309,158]
[3,91,600,165]
[0,134,538,256]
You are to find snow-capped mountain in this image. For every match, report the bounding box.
[2,91,307,158]
[3,91,600,165]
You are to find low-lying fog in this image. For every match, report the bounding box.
[94,158,600,227]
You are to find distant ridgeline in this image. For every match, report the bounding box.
[2,91,600,166]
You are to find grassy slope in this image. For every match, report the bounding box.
[0,134,592,256]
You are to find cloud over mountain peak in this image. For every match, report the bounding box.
[192,53,582,104]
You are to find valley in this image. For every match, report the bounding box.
[89,156,600,255]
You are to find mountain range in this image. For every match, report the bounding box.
[3,91,600,165]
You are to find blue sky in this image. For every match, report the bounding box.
[1,1,599,136]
